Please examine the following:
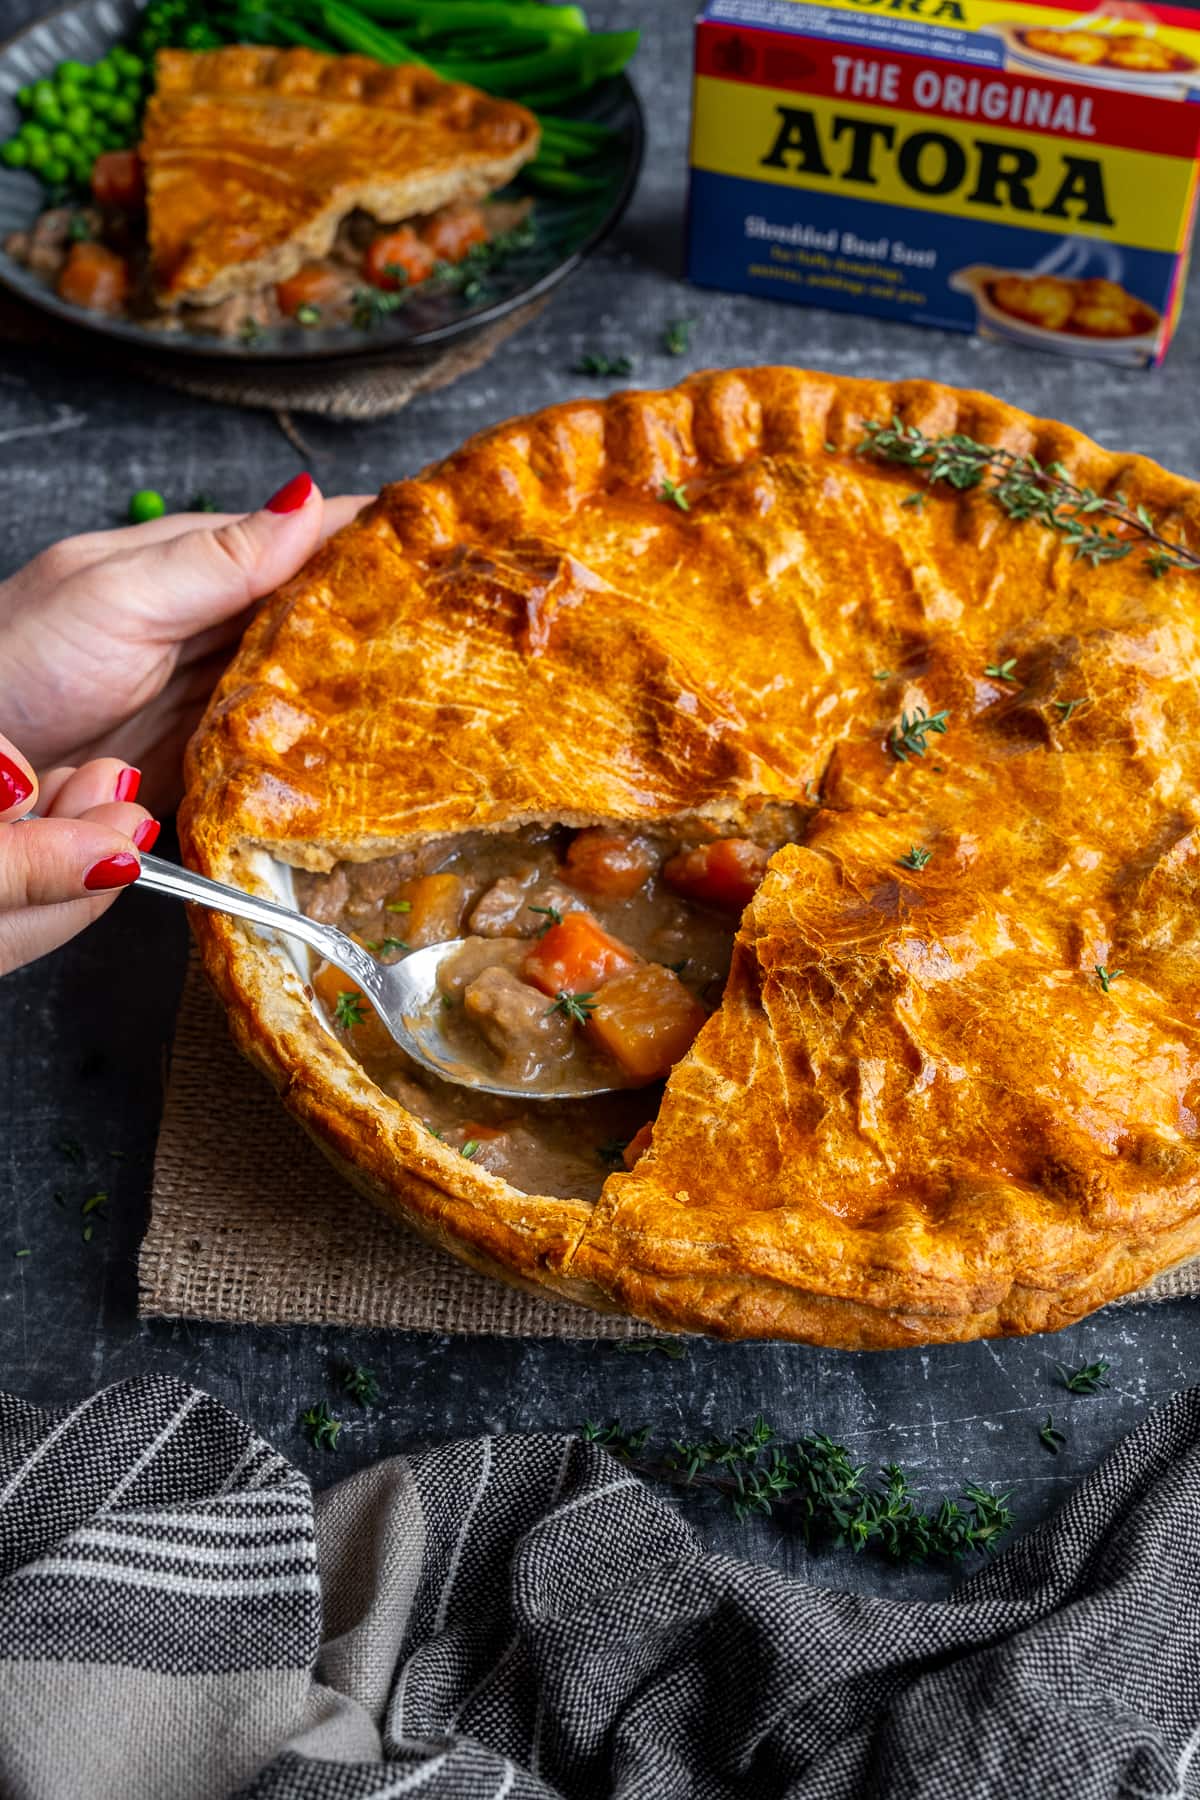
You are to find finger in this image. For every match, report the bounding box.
[39,758,144,819]
[318,494,375,540]
[0,731,38,822]
[0,813,143,911]
[121,473,335,643]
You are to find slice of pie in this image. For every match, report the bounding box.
[181,368,1200,1346]
[140,46,539,308]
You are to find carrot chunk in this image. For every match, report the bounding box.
[563,829,658,900]
[56,241,129,313]
[422,201,489,263]
[388,873,470,947]
[662,837,769,912]
[364,226,436,291]
[521,910,639,998]
[311,961,392,1058]
[586,964,708,1084]
[275,262,345,316]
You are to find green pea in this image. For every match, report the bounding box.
[81,133,104,161]
[64,103,92,135]
[32,92,62,127]
[89,90,114,115]
[49,129,73,155]
[112,48,144,78]
[128,489,166,523]
[56,58,89,84]
[0,139,28,168]
[108,96,134,126]
[20,121,48,145]
[15,84,32,110]
[41,155,68,183]
[91,60,119,92]
[25,139,49,171]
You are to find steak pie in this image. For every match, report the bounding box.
[181,367,1200,1346]
[141,46,539,308]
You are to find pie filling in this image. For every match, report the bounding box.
[294,821,786,1199]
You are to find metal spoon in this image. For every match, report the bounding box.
[135,853,617,1100]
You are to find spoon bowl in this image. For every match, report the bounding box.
[135,853,621,1100]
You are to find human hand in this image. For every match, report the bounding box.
[0,472,371,974]
[0,472,371,816]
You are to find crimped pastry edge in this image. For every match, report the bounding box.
[181,365,1200,1346]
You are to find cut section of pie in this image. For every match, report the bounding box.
[140,46,539,308]
[181,368,1200,1346]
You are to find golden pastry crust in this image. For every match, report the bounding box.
[141,46,539,307]
[181,367,1200,1346]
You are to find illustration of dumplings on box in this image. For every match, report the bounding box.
[997,14,1199,96]
[952,241,1164,365]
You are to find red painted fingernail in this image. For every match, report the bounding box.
[114,766,141,804]
[0,750,34,812]
[133,817,160,852]
[83,853,140,892]
[265,472,314,514]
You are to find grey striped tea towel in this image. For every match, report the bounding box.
[0,1373,1197,1799]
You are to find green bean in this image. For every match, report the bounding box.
[522,162,613,193]
[317,0,423,63]
[349,1,587,34]
[431,29,637,94]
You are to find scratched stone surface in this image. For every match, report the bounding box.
[2,0,1200,1601]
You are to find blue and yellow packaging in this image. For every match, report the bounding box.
[687,0,1200,363]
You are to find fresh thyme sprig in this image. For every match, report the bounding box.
[1039,1414,1067,1454]
[548,990,597,1025]
[985,658,1017,682]
[859,418,1199,576]
[353,220,537,329]
[1095,965,1124,994]
[294,302,321,327]
[659,477,690,512]
[334,991,368,1030]
[574,351,634,377]
[300,1401,343,1451]
[1058,1359,1111,1394]
[364,937,408,957]
[528,903,563,937]
[663,317,693,356]
[897,845,932,871]
[889,707,949,763]
[340,1365,380,1407]
[581,1416,1013,1560]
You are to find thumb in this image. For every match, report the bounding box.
[0,732,37,822]
[132,472,327,641]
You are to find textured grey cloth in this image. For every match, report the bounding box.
[0,1374,1196,1800]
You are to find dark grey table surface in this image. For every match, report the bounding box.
[1,0,1198,1603]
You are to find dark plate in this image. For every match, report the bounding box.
[0,0,643,362]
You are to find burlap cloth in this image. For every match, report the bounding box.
[0,287,545,419]
[140,953,1200,1332]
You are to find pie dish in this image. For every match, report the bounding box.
[140,46,539,309]
[181,367,1200,1346]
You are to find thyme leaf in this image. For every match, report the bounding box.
[1058,1358,1111,1394]
[897,845,932,871]
[574,351,634,377]
[613,1337,688,1359]
[889,707,949,763]
[460,1139,480,1160]
[581,1415,1014,1560]
[385,900,412,914]
[859,418,1199,575]
[1039,1413,1067,1455]
[340,1365,380,1407]
[333,991,368,1030]
[547,990,597,1026]
[901,491,926,511]
[663,317,693,356]
[985,658,1017,681]
[1054,698,1086,723]
[1095,965,1124,994]
[659,477,690,513]
[364,937,408,957]
[300,1400,343,1452]
[528,903,563,938]
[294,303,321,326]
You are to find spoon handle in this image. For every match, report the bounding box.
[136,853,384,997]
